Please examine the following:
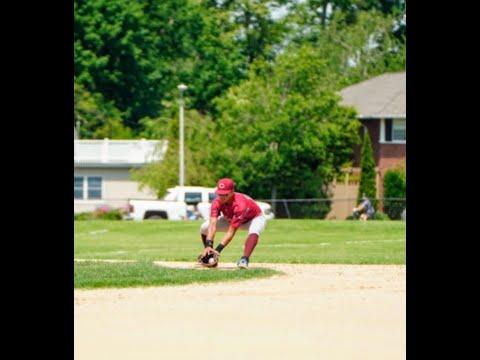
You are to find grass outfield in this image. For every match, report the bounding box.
[75,219,405,265]
[75,261,281,289]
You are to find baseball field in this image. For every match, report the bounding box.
[74,219,406,359]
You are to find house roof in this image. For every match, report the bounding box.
[74,139,168,168]
[339,72,406,119]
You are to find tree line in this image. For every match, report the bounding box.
[75,0,406,202]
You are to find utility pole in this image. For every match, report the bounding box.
[178,84,188,186]
[76,120,81,139]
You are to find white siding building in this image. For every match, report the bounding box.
[74,139,168,213]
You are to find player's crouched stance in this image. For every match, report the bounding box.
[199,178,266,269]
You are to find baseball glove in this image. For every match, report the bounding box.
[197,251,219,268]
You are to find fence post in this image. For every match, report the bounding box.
[283,200,291,219]
[271,186,277,215]
[376,168,383,211]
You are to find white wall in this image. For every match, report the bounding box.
[74,167,157,213]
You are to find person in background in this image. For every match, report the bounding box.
[353,195,375,221]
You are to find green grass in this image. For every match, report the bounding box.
[75,261,281,289]
[75,219,405,264]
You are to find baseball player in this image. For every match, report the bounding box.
[199,178,266,269]
[353,195,375,221]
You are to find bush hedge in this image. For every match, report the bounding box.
[383,167,406,220]
[74,207,123,221]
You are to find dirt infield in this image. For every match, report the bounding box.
[74,263,405,360]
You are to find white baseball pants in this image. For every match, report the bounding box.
[200,215,267,236]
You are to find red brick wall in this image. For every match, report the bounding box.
[378,144,406,172]
[351,119,406,199]
[352,120,381,166]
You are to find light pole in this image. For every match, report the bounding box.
[178,84,188,186]
[75,120,81,139]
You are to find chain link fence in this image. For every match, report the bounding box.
[258,198,406,220]
[74,197,406,221]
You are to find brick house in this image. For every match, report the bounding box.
[327,72,405,219]
[341,71,406,197]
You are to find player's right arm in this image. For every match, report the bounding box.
[202,201,220,256]
[206,216,217,242]
[201,217,219,257]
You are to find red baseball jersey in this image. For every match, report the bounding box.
[210,192,262,229]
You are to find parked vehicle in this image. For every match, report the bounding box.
[127,186,275,221]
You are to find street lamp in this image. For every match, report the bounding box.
[75,120,81,139]
[178,84,188,186]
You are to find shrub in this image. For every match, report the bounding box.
[74,208,123,221]
[357,129,377,209]
[383,167,406,220]
[373,211,389,221]
[74,212,94,221]
[93,208,123,220]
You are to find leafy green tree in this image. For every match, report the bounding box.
[74,81,133,139]
[357,128,377,208]
[285,8,405,85]
[177,4,247,114]
[286,0,405,29]
[75,0,162,128]
[74,0,405,142]
[131,109,217,197]
[210,45,360,217]
[207,0,290,63]
[75,0,251,127]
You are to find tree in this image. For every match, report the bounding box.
[131,109,217,197]
[176,3,247,114]
[210,44,360,217]
[207,0,290,63]
[357,128,377,209]
[285,8,405,86]
[286,1,405,30]
[75,0,162,128]
[74,81,133,139]
[74,0,405,141]
[75,0,251,129]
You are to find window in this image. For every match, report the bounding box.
[209,193,217,202]
[74,177,83,199]
[74,176,103,200]
[383,119,406,143]
[87,177,102,199]
[185,192,202,204]
[392,119,406,141]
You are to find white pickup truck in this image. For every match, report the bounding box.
[127,186,274,221]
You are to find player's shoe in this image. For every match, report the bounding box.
[237,256,249,269]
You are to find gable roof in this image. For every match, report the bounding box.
[74,139,168,168]
[340,72,406,119]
